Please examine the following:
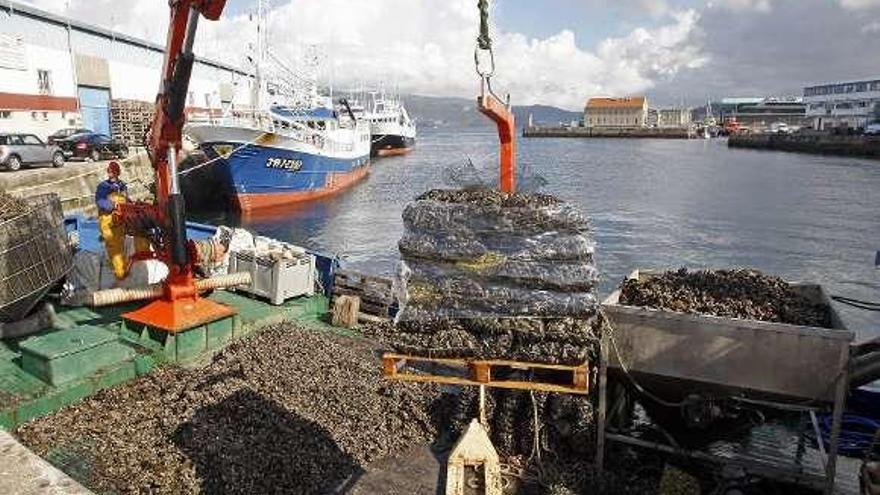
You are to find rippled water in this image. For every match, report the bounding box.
[201,129,880,340]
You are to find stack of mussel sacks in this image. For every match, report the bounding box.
[394,187,599,363]
[391,187,600,465]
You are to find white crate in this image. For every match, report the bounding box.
[229,250,316,305]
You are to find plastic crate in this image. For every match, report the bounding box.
[229,251,315,305]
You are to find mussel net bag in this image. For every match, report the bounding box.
[392,187,600,365]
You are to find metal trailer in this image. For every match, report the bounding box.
[595,269,880,495]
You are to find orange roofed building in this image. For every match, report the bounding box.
[584,97,649,128]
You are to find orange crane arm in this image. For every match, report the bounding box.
[477,90,516,194]
[114,0,232,333]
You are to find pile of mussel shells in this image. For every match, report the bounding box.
[619,268,831,328]
[16,323,440,494]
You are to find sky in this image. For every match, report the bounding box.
[18,0,880,109]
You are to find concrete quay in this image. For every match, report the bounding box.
[0,430,92,495]
[0,152,154,215]
[729,133,880,159]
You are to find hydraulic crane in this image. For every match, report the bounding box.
[113,0,236,333]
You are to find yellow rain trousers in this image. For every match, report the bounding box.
[99,192,150,280]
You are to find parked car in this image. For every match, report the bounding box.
[864,123,880,136]
[47,127,92,145]
[0,133,65,171]
[769,122,791,134]
[56,132,129,162]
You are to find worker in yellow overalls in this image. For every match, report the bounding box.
[95,161,150,280]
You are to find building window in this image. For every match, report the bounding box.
[37,69,52,95]
[31,111,38,120]
[0,111,10,119]
[41,112,48,121]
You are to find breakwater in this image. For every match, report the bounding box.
[523,126,690,139]
[728,133,880,159]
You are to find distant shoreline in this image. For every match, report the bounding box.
[522,126,690,139]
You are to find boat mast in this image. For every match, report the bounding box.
[253,0,263,114]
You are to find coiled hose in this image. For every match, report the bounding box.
[87,272,252,307]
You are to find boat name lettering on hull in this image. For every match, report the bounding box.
[266,157,303,171]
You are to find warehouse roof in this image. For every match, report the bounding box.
[585,97,646,109]
[0,1,249,77]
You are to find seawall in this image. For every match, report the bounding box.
[0,152,154,216]
[523,126,690,139]
[728,133,880,159]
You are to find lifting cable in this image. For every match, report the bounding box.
[831,295,880,312]
[474,0,505,104]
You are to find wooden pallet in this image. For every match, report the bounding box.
[332,270,394,318]
[110,99,154,146]
[382,353,590,395]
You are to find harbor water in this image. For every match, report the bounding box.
[199,130,880,341]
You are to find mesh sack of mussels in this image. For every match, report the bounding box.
[391,187,600,365]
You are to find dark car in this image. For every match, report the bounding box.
[0,133,65,171]
[47,127,92,145]
[57,132,129,162]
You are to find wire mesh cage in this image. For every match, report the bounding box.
[0,193,73,322]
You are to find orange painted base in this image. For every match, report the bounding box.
[123,297,235,333]
[236,165,370,211]
[376,147,413,157]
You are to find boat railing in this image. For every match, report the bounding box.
[187,111,365,154]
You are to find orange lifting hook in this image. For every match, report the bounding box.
[477,85,516,194]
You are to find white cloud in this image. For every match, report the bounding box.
[840,0,880,9]
[710,0,773,12]
[643,0,672,17]
[22,0,707,109]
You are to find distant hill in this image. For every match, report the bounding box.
[401,94,581,129]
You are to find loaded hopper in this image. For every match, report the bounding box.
[599,269,880,494]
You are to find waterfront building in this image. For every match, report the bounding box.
[0,1,251,138]
[647,108,658,127]
[803,78,880,130]
[584,97,648,128]
[720,97,806,131]
[657,108,691,128]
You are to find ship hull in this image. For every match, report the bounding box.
[195,129,371,211]
[371,134,415,157]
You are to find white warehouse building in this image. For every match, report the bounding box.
[803,77,880,130]
[0,1,253,139]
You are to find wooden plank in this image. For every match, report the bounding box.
[383,353,588,372]
[334,270,392,288]
[333,285,391,302]
[358,301,389,317]
[386,372,589,395]
[381,353,589,395]
[357,312,388,324]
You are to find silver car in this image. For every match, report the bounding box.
[0,133,65,171]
